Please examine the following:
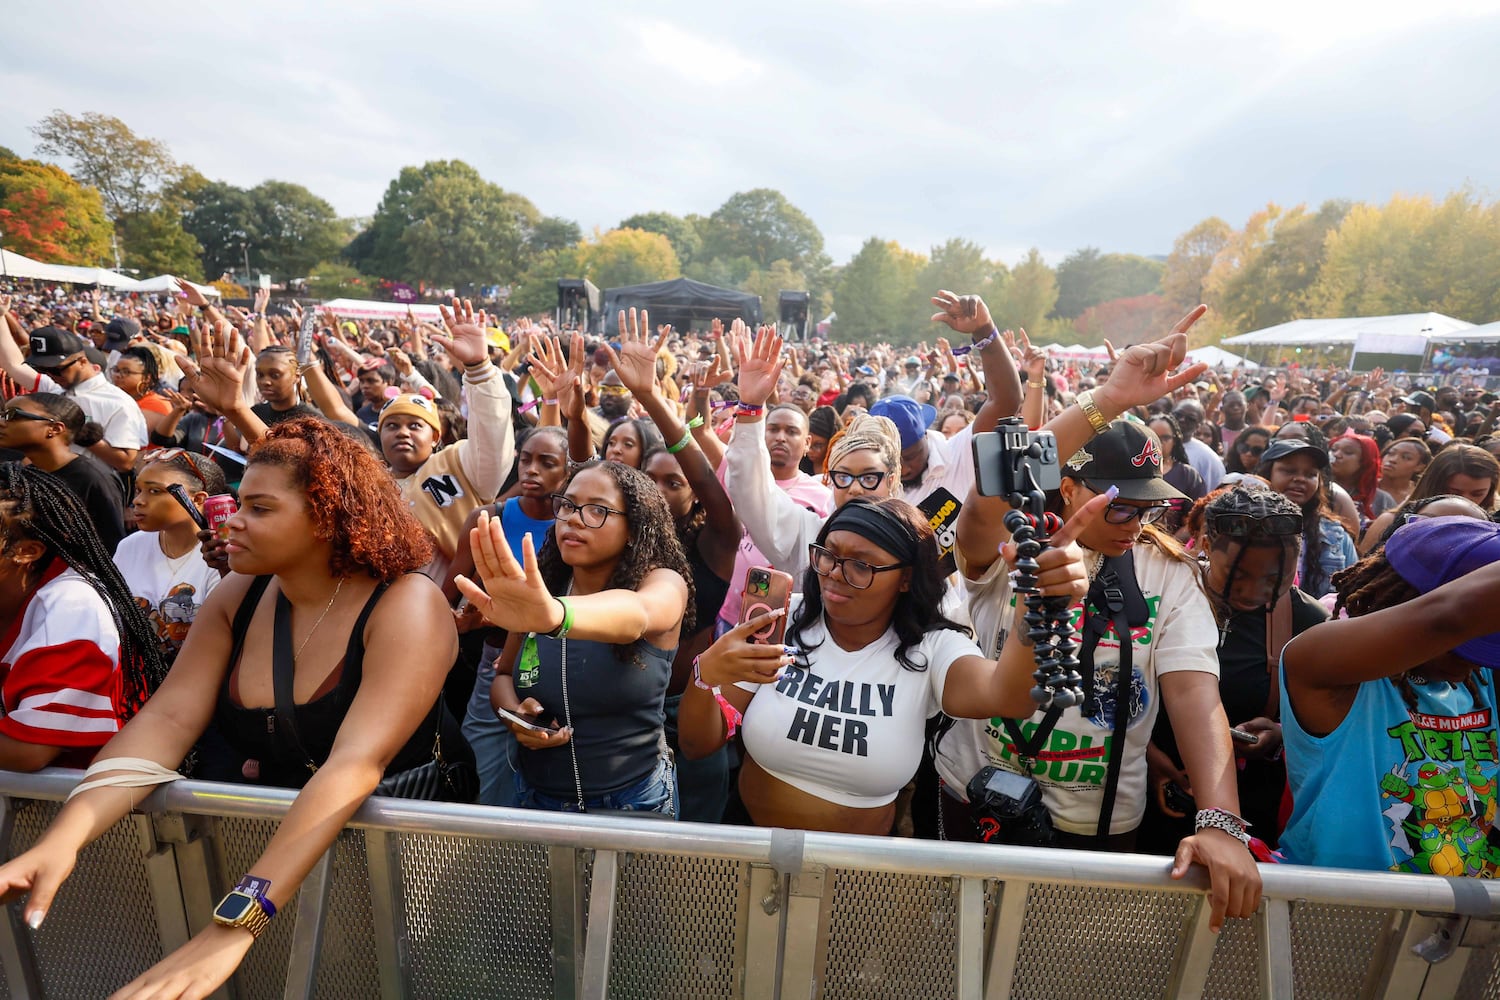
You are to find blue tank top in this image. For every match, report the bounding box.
[1280,664,1500,875]
[499,498,554,558]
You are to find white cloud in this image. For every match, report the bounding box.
[634,21,763,83]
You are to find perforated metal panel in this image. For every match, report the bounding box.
[1009,883,1193,999]
[1201,909,1264,1000]
[606,852,745,999]
[1288,902,1393,999]
[314,829,380,999]
[397,833,554,999]
[216,814,297,998]
[10,800,163,997]
[821,869,959,999]
[1457,929,1500,1000]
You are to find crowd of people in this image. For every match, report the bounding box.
[0,277,1495,994]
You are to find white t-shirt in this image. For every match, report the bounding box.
[34,371,148,451]
[936,541,1219,835]
[113,531,221,663]
[738,595,983,808]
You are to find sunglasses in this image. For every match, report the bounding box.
[0,407,57,425]
[1209,511,1304,538]
[1101,502,1172,525]
[827,470,888,491]
[598,384,631,396]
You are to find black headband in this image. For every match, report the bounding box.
[823,499,919,564]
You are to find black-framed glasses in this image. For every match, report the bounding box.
[1208,511,1304,538]
[0,407,56,425]
[551,493,626,529]
[1101,501,1172,525]
[827,469,888,491]
[808,543,908,590]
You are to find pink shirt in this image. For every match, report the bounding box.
[716,465,832,625]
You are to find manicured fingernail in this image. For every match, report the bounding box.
[26,911,42,930]
[1105,485,1120,499]
[783,645,800,655]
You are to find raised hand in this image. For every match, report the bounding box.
[158,386,194,416]
[547,332,589,420]
[176,278,209,309]
[454,511,566,635]
[1095,306,1210,413]
[930,290,995,337]
[433,298,491,368]
[606,307,668,397]
[526,334,566,400]
[186,320,252,416]
[731,324,785,407]
[388,348,414,378]
[253,287,270,314]
[1015,328,1047,380]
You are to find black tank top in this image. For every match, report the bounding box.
[212,576,454,788]
[687,540,730,637]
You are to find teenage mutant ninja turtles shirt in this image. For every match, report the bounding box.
[1280,669,1500,875]
[935,541,1219,836]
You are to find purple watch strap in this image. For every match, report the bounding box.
[234,875,277,918]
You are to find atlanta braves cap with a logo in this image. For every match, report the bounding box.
[1061,420,1187,503]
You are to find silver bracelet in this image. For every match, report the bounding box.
[1194,807,1251,847]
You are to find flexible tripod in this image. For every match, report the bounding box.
[1002,491,1084,710]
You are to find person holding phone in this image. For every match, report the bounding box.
[460,461,693,815]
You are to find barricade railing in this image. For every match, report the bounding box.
[0,768,1495,999]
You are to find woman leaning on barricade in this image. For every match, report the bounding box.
[0,416,463,997]
[936,306,1261,934]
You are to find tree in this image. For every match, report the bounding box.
[248,181,348,279]
[0,155,112,264]
[305,260,373,299]
[31,110,180,221]
[1073,294,1175,347]
[1162,217,1234,312]
[619,211,702,267]
[507,246,582,318]
[346,160,540,286]
[997,248,1058,335]
[117,209,203,279]
[576,228,680,290]
[700,189,824,272]
[1054,248,1164,319]
[180,179,259,278]
[908,238,1003,328]
[740,259,806,322]
[528,216,582,255]
[1206,200,1350,333]
[832,239,916,343]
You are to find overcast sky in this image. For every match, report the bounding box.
[3,0,1497,266]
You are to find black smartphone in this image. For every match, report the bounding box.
[972,417,1061,500]
[166,483,209,530]
[1163,781,1196,816]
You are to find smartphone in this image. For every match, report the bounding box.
[1163,781,1196,816]
[495,706,559,734]
[166,484,209,530]
[739,566,793,646]
[1230,726,1261,745]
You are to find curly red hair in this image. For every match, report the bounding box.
[247,417,432,581]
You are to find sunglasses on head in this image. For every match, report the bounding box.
[1209,511,1304,538]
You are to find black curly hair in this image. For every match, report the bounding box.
[787,497,970,672]
[600,418,665,468]
[538,460,695,660]
[0,463,166,719]
[640,445,709,555]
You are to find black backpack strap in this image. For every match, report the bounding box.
[226,576,273,675]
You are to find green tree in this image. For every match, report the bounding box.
[908,238,1002,328]
[700,189,824,272]
[1054,248,1164,319]
[1207,200,1350,332]
[832,239,917,343]
[117,208,202,278]
[507,246,583,318]
[30,110,180,221]
[0,155,112,264]
[740,259,805,322]
[180,179,259,278]
[997,248,1058,335]
[1162,217,1233,312]
[305,259,374,299]
[576,228,680,290]
[528,216,582,255]
[619,211,702,267]
[248,181,349,279]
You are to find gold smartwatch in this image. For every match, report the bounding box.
[213,875,276,939]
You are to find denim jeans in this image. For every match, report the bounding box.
[514,752,678,817]
[663,692,729,823]
[461,641,519,808]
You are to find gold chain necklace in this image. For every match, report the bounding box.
[295,578,345,664]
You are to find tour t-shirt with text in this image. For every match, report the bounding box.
[936,542,1220,836]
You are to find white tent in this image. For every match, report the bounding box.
[1221,312,1472,347]
[0,249,136,287]
[1428,320,1500,344]
[124,275,221,298]
[1186,345,1257,369]
[319,298,444,322]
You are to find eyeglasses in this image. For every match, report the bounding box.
[1101,501,1172,525]
[0,407,57,425]
[827,469,888,491]
[808,543,908,590]
[146,447,209,486]
[551,493,626,529]
[43,356,85,374]
[1208,511,1304,538]
[109,365,145,378]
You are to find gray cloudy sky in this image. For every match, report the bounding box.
[3,0,1497,265]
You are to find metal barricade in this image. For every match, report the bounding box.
[0,768,1496,999]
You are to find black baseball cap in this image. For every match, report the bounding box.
[1400,391,1437,411]
[1061,420,1186,503]
[27,326,89,369]
[102,316,140,351]
[1259,439,1329,469]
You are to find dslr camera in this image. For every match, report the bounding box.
[972,417,1061,502]
[966,766,1056,848]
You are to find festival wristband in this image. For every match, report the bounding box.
[667,428,693,454]
[234,875,277,918]
[545,597,574,638]
[736,401,765,416]
[687,415,705,429]
[952,326,1000,356]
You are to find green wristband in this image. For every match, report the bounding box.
[667,428,693,454]
[546,597,574,638]
[687,415,705,429]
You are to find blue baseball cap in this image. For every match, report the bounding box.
[869,394,937,450]
[1385,515,1500,665]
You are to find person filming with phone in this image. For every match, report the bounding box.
[458,461,693,816]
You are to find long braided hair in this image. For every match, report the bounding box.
[0,463,166,718]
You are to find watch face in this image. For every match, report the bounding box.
[214,892,255,922]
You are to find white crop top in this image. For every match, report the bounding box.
[738,597,982,808]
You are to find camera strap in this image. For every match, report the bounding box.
[1090,559,1135,840]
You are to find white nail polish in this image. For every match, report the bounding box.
[26,911,42,930]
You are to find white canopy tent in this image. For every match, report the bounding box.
[1221,312,1473,347]
[0,249,137,287]
[1427,321,1500,344]
[1186,345,1258,369]
[319,298,444,322]
[123,275,221,298]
